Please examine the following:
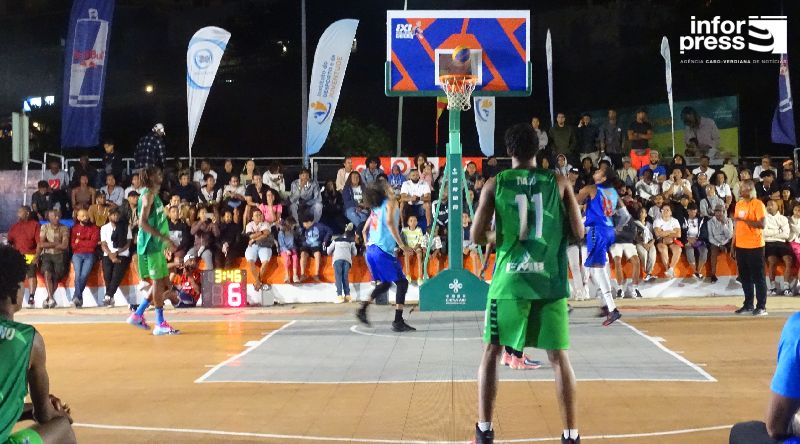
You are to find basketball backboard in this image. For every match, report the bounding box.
[386,10,531,97]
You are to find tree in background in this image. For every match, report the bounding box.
[326,116,392,157]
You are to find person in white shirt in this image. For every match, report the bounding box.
[712,171,734,209]
[753,155,778,182]
[100,173,125,207]
[222,175,247,218]
[263,161,287,196]
[124,174,145,199]
[707,204,734,283]
[198,174,222,209]
[192,159,217,186]
[531,116,549,150]
[691,155,716,180]
[335,157,354,191]
[635,206,657,282]
[616,157,638,188]
[636,169,661,202]
[662,167,693,202]
[763,200,794,295]
[245,208,274,291]
[653,204,682,278]
[555,154,572,176]
[400,169,432,233]
[99,208,132,307]
[681,203,708,280]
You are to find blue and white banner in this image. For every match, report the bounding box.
[473,97,495,156]
[546,29,554,127]
[305,19,359,159]
[187,26,231,163]
[660,36,675,155]
[772,55,796,146]
[61,0,115,148]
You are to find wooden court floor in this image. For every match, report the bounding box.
[12,297,800,443]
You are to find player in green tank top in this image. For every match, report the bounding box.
[0,246,75,444]
[470,124,585,444]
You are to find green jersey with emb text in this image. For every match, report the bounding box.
[488,168,569,301]
[0,318,35,442]
[136,187,168,255]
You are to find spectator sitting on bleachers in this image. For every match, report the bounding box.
[343,171,370,231]
[100,173,124,207]
[634,206,657,283]
[733,169,753,201]
[387,165,406,195]
[198,174,221,209]
[70,209,100,308]
[654,204,682,278]
[189,207,220,271]
[335,157,354,191]
[119,190,140,237]
[69,155,97,189]
[637,150,667,180]
[400,215,425,285]
[713,171,734,209]
[240,159,257,187]
[245,208,274,291]
[662,167,693,203]
[555,154,572,176]
[617,157,637,188]
[216,209,242,269]
[192,159,217,187]
[70,173,95,216]
[321,180,345,234]
[124,173,143,199]
[421,162,435,190]
[100,207,132,307]
[31,181,55,221]
[7,206,40,305]
[692,172,710,203]
[167,205,193,266]
[289,168,323,224]
[758,170,777,201]
[174,172,199,204]
[38,209,69,309]
[361,156,383,186]
[258,188,282,228]
[681,203,708,280]
[400,169,432,233]
[648,194,665,222]
[764,200,794,296]
[263,161,287,197]
[578,157,595,187]
[215,159,235,193]
[221,175,247,223]
[706,203,734,283]
[299,214,332,283]
[754,155,778,182]
[244,171,268,230]
[635,169,660,203]
[783,187,797,218]
[170,250,202,308]
[278,217,300,283]
[692,155,716,180]
[87,193,110,227]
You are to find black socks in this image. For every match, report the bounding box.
[394,309,403,322]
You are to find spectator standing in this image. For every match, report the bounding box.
[70,209,100,308]
[548,112,576,158]
[576,113,599,160]
[189,207,220,271]
[336,157,355,191]
[216,209,242,269]
[598,109,623,166]
[634,206,657,282]
[611,210,642,298]
[245,208,274,291]
[100,208,132,307]
[681,107,720,158]
[327,228,357,303]
[299,215,332,282]
[134,123,166,171]
[278,217,300,283]
[101,138,123,183]
[681,203,708,279]
[531,116,549,150]
[192,159,217,187]
[7,206,40,305]
[733,180,768,315]
[764,200,794,296]
[387,165,406,195]
[240,159,257,187]
[627,108,654,170]
[263,161,287,197]
[361,157,384,186]
[706,204,734,283]
[343,171,370,229]
[654,204,682,278]
[617,157,637,188]
[100,174,124,207]
[38,210,69,309]
[289,168,323,224]
[400,169,433,233]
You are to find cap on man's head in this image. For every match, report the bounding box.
[622,156,631,163]
[153,123,165,134]
[127,190,140,198]
[569,167,580,174]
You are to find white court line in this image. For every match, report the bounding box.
[199,377,714,385]
[24,318,353,325]
[350,325,481,341]
[73,422,734,442]
[618,320,717,382]
[194,320,296,383]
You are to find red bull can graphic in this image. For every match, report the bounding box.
[69,8,109,108]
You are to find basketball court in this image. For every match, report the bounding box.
[12,296,800,443]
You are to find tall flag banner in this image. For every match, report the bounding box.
[435,96,448,146]
[305,19,359,162]
[660,36,675,156]
[61,0,115,148]
[473,97,495,156]
[187,26,231,164]
[546,29,554,126]
[772,55,796,146]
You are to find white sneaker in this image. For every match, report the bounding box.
[665,268,674,279]
[334,295,345,304]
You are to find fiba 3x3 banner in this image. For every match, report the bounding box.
[305,19,359,160]
[61,0,115,148]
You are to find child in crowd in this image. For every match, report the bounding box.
[300,214,332,282]
[400,215,425,285]
[170,250,202,307]
[387,165,406,195]
[278,217,300,283]
[327,225,357,303]
[462,212,481,276]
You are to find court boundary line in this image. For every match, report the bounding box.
[72,422,734,442]
[197,377,715,384]
[618,320,717,382]
[194,320,297,383]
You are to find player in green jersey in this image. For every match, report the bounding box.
[470,123,585,444]
[0,245,75,444]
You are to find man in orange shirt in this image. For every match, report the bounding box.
[733,179,768,316]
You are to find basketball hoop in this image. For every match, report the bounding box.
[439,74,477,111]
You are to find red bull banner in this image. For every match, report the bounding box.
[305,19,359,163]
[61,0,115,148]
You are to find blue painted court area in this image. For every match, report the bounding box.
[197,308,715,384]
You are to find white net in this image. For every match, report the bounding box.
[439,75,477,111]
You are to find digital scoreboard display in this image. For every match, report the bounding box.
[201,270,247,308]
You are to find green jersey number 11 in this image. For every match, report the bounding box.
[515,193,543,240]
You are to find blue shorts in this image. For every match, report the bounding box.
[366,244,404,283]
[585,225,615,267]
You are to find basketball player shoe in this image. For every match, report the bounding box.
[152,321,180,336]
[562,435,581,444]
[472,424,494,444]
[510,355,541,370]
[126,314,150,330]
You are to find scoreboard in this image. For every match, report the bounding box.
[201,270,247,308]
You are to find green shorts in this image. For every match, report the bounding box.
[5,427,44,444]
[483,298,570,351]
[137,251,169,281]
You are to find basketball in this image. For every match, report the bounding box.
[452,45,471,63]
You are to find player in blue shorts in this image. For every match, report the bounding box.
[356,179,416,332]
[576,167,629,326]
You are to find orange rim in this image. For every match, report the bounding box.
[438,74,478,85]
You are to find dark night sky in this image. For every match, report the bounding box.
[0,0,798,162]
